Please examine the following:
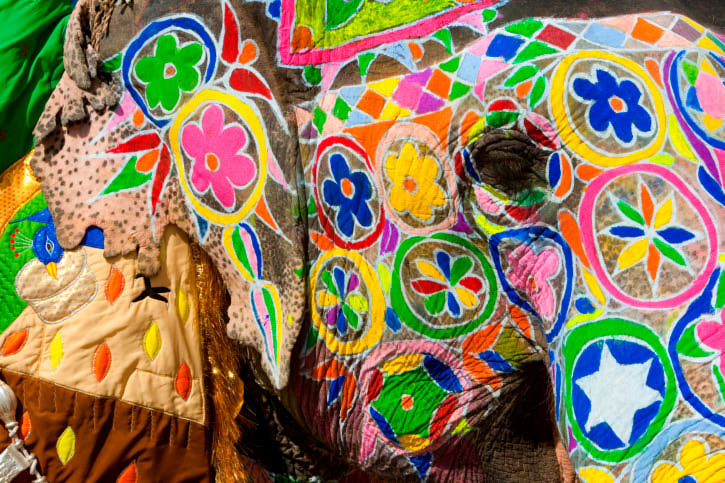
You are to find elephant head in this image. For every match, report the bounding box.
[30,0,725,480]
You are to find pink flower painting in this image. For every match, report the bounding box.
[181,104,256,209]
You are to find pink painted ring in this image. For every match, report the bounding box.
[579,163,718,309]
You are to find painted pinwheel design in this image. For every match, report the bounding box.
[608,183,697,283]
[316,266,369,336]
[411,251,484,318]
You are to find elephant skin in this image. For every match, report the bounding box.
[30,0,725,481]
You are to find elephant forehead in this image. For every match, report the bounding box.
[296,10,725,478]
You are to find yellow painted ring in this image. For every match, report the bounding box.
[550,50,667,167]
[309,248,385,355]
[170,89,267,225]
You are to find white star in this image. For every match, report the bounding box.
[575,343,662,445]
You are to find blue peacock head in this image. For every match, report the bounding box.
[9,208,104,279]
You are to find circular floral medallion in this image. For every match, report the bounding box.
[358,342,471,459]
[391,233,497,339]
[309,248,385,355]
[313,136,385,249]
[579,163,717,309]
[551,51,666,166]
[170,89,267,225]
[666,50,725,151]
[564,318,676,462]
[630,419,725,482]
[123,17,217,127]
[375,123,458,234]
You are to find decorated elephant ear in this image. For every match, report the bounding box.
[30,0,309,390]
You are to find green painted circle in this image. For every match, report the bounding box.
[562,318,677,462]
[391,233,498,339]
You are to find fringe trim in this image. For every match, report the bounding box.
[191,243,249,482]
[90,0,116,50]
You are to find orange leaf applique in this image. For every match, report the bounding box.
[175,361,192,401]
[117,462,138,483]
[105,265,125,305]
[1,329,28,356]
[20,411,31,440]
[93,343,112,382]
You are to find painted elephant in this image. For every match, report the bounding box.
[6,0,725,480]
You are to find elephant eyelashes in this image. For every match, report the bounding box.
[465,128,550,201]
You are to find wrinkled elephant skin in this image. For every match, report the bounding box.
[31,1,725,481]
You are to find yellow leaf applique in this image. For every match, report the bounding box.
[654,199,673,229]
[176,287,189,324]
[143,322,162,361]
[617,238,649,270]
[49,332,63,370]
[56,426,75,465]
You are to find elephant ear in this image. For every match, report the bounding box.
[30,2,309,389]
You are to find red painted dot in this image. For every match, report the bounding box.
[341,178,353,197]
[14,229,19,233]
[609,96,625,113]
[400,394,414,411]
[403,177,417,194]
[14,253,19,258]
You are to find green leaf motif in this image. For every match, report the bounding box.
[513,41,558,63]
[101,156,152,195]
[342,303,359,329]
[326,0,364,30]
[320,270,338,297]
[486,111,519,128]
[304,65,322,85]
[230,227,254,280]
[505,18,544,38]
[449,257,473,286]
[676,323,715,359]
[440,56,460,73]
[682,60,699,86]
[529,75,546,109]
[433,28,452,54]
[617,200,645,225]
[425,291,446,315]
[305,325,319,351]
[481,9,497,22]
[504,65,539,87]
[100,52,123,72]
[262,287,279,356]
[358,53,375,77]
[313,107,327,134]
[449,82,471,101]
[653,238,687,266]
[307,195,317,215]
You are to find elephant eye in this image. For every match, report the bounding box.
[465,128,549,200]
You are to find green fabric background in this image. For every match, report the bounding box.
[0,0,72,172]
